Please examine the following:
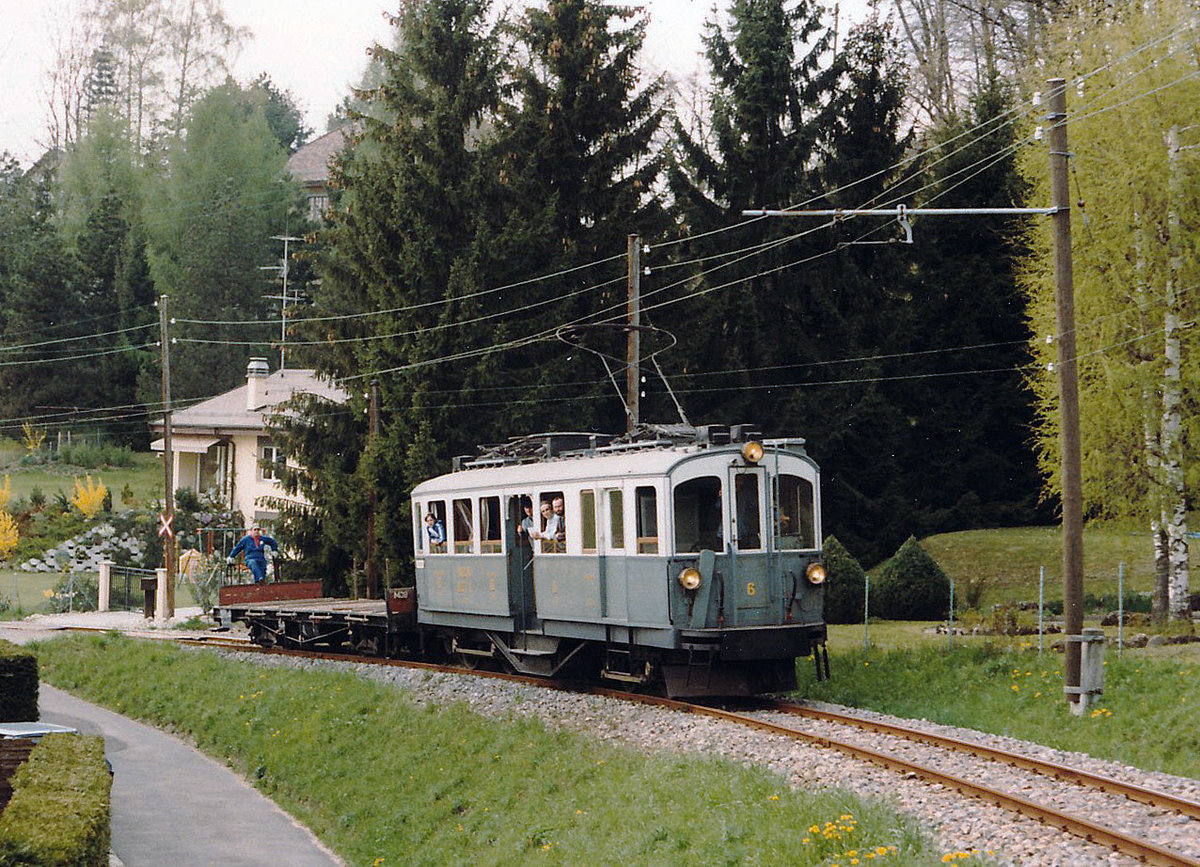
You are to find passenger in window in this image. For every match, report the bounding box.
[551,496,566,542]
[424,511,446,552]
[517,496,540,543]
[539,500,557,538]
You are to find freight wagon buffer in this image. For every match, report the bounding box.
[411,427,828,697]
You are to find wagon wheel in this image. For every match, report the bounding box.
[455,651,480,670]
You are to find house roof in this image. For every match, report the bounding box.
[285,126,349,185]
[151,368,348,435]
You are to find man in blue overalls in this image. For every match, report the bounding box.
[227,525,278,583]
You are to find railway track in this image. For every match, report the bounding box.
[46,624,1200,866]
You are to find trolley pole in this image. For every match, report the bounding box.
[366,380,380,599]
[626,234,641,433]
[1047,78,1085,712]
[159,294,176,618]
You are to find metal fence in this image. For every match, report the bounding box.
[108,565,157,612]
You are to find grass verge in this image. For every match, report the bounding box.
[36,635,944,867]
[798,639,1200,780]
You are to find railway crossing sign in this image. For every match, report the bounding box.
[157,513,174,539]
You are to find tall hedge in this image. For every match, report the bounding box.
[0,641,37,722]
[0,734,111,867]
[822,535,867,624]
[871,536,951,621]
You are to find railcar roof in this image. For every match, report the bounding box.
[411,440,813,497]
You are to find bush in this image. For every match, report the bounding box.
[57,441,134,469]
[0,640,38,722]
[0,734,111,866]
[47,574,98,614]
[871,536,951,621]
[822,535,866,624]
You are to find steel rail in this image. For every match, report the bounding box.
[765,699,1200,821]
[598,691,1199,867]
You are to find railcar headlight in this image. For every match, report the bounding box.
[805,562,827,585]
[678,567,702,591]
[741,440,764,463]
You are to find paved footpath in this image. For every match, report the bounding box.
[0,615,344,867]
[38,685,344,867]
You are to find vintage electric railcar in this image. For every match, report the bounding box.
[217,424,829,698]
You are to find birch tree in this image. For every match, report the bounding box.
[1018,0,1197,619]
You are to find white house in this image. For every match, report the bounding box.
[150,358,347,527]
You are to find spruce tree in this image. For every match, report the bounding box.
[665,0,835,427]
[304,0,506,570]
[495,0,668,433]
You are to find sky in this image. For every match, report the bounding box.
[0,0,868,166]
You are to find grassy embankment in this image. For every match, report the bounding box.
[36,635,949,867]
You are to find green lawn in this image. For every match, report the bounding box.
[920,523,1196,608]
[1,451,163,510]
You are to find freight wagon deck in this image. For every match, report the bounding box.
[214,588,415,656]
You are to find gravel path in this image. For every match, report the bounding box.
[229,653,1200,867]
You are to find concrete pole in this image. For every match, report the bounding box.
[98,561,112,613]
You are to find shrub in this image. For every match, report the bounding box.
[0,734,111,866]
[47,574,99,614]
[71,476,108,520]
[822,535,866,624]
[871,536,951,621]
[28,487,45,512]
[58,441,134,469]
[0,511,18,561]
[0,640,38,722]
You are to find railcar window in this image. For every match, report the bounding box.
[479,496,502,553]
[635,486,658,554]
[540,491,566,554]
[775,474,816,549]
[580,490,597,553]
[607,489,624,549]
[423,500,447,554]
[734,473,762,550]
[673,476,722,553]
[453,498,474,553]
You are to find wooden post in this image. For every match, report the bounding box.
[1046,79,1084,710]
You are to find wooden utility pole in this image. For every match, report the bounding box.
[1046,78,1084,708]
[626,234,641,433]
[159,294,176,617]
[366,380,380,599]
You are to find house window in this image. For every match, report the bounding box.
[308,194,329,222]
[258,439,284,481]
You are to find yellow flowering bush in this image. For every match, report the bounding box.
[21,422,46,453]
[0,474,9,511]
[0,510,18,560]
[71,475,108,520]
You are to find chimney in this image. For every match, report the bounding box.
[246,357,270,410]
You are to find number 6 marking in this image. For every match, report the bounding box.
[746,582,757,596]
